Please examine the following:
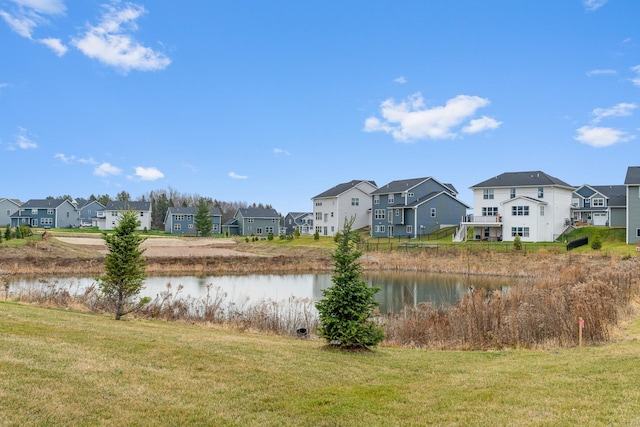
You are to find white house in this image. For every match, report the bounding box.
[455,171,574,242]
[93,201,152,231]
[311,180,377,236]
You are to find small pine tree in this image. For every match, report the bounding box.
[316,217,384,349]
[591,232,602,250]
[294,228,300,239]
[267,232,274,241]
[513,234,522,251]
[314,230,320,240]
[194,198,213,237]
[4,225,11,241]
[15,225,22,239]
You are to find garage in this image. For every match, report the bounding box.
[593,212,608,226]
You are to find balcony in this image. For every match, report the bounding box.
[460,214,502,225]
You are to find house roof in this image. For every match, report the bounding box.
[624,167,640,185]
[312,180,377,199]
[19,198,69,208]
[372,177,457,196]
[104,201,151,211]
[286,212,312,219]
[471,171,572,189]
[592,185,626,207]
[501,195,548,206]
[166,206,222,216]
[237,208,280,218]
[402,191,471,209]
[0,198,22,206]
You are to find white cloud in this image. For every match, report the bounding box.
[0,0,65,39]
[94,162,122,176]
[462,116,502,134]
[6,127,37,150]
[134,166,164,181]
[583,0,608,12]
[0,9,37,38]
[273,148,290,156]
[11,0,66,15]
[39,37,67,56]
[364,92,498,141]
[574,126,634,147]
[592,103,637,123]
[71,2,171,73]
[78,156,97,164]
[586,69,617,77]
[393,76,407,84]
[54,153,74,163]
[631,65,640,87]
[228,171,248,179]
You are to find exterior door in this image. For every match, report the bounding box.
[388,226,394,237]
[593,212,607,226]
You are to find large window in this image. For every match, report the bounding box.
[374,209,385,220]
[174,224,181,230]
[41,218,53,226]
[511,227,530,237]
[175,214,184,221]
[373,195,380,205]
[256,227,263,235]
[388,194,394,204]
[511,206,529,216]
[483,189,494,200]
[592,198,604,207]
[482,207,499,216]
[351,198,359,206]
[315,212,322,220]
[265,227,274,234]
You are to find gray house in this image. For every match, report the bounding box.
[74,199,105,227]
[164,206,222,235]
[625,167,640,244]
[571,184,626,227]
[10,198,80,229]
[370,177,469,239]
[222,208,280,236]
[284,212,313,235]
[0,198,21,226]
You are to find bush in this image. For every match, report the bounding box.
[513,234,522,251]
[267,232,274,241]
[314,230,320,241]
[591,233,602,250]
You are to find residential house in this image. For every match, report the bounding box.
[625,166,640,244]
[370,177,469,239]
[222,208,280,236]
[571,185,626,227]
[164,206,222,235]
[10,198,80,229]
[74,199,105,227]
[284,212,314,235]
[312,180,377,237]
[456,171,574,242]
[93,201,152,231]
[0,198,21,226]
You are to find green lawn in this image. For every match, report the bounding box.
[2,302,640,426]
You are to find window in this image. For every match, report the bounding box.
[315,201,322,207]
[212,224,219,231]
[395,209,400,217]
[592,198,604,207]
[112,211,119,216]
[406,225,413,234]
[637,229,640,237]
[331,226,334,233]
[482,207,499,216]
[247,218,254,223]
[511,206,529,216]
[511,227,530,237]
[174,224,181,230]
[330,212,334,218]
[373,195,380,205]
[316,226,322,234]
[388,194,394,204]
[66,212,70,217]
[6,209,10,216]
[315,212,322,220]
[388,210,393,224]
[47,208,54,214]
[380,225,385,233]
[272,218,276,223]
[483,189,494,200]
[31,209,38,214]
[188,224,194,229]
[256,227,263,235]
[140,212,144,217]
[374,209,385,219]
[324,213,328,222]
[407,192,414,198]
[510,188,516,199]
[41,218,52,226]
[374,225,379,233]
[540,206,545,216]
[351,198,359,206]
[32,219,38,226]
[265,227,274,234]
[430,208,436,217]
[175,214,184,221]
[538,187,544,198]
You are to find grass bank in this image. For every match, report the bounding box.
[2,302,640,426]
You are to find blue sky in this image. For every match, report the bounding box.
[1,0,639,215]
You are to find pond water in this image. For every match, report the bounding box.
[6,272,517,314]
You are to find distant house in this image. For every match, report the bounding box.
[571,184,626,227]
[284,212,314,235]
[222,208,280,236]
[10,198,80,229]
[164,206,222,235]
[93,201,152,231]
[456,171,574,242]
[625,166,640,244]
[370,177,469,239]
[74,199,105,227]
[0,198,21,226]
[312,180,377,237]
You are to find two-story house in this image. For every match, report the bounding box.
[284,212,314,236]
[370,177,469,239]
[571,185,626,227]
[222,208,280,236]
[164,206,222,235]
[93,201,152,231]
[0,198,21,226]
[312,180,377,237]
[625,166,640,244]
[74,199,105,227]
[10,198,80,229]
[456,171,574,242]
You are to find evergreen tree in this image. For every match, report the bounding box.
[194,198,213,237]
[4,225,11,241]
[97,210,149,320]
[315,218,384,349]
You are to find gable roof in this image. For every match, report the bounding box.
[471,171,572,189]
[104,201,151,211]
[19,198,70,209]
[501,195,548,206]
[312,180,377,199]
[592,185,626,207]
[372,177,457,196]
[624,166,640,185]
[237,208,279,218]
[166,206,222,216]
[405,191,471,209]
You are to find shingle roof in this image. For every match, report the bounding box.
[471,171,572,188]
[313,180,377,199]
[19,198,68,208]
[592,185,626,207]
[372,177,456,195]
[624,167,640,185]
[104,201,151,211]
[167,206,222,215]
[238,208,280,218]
